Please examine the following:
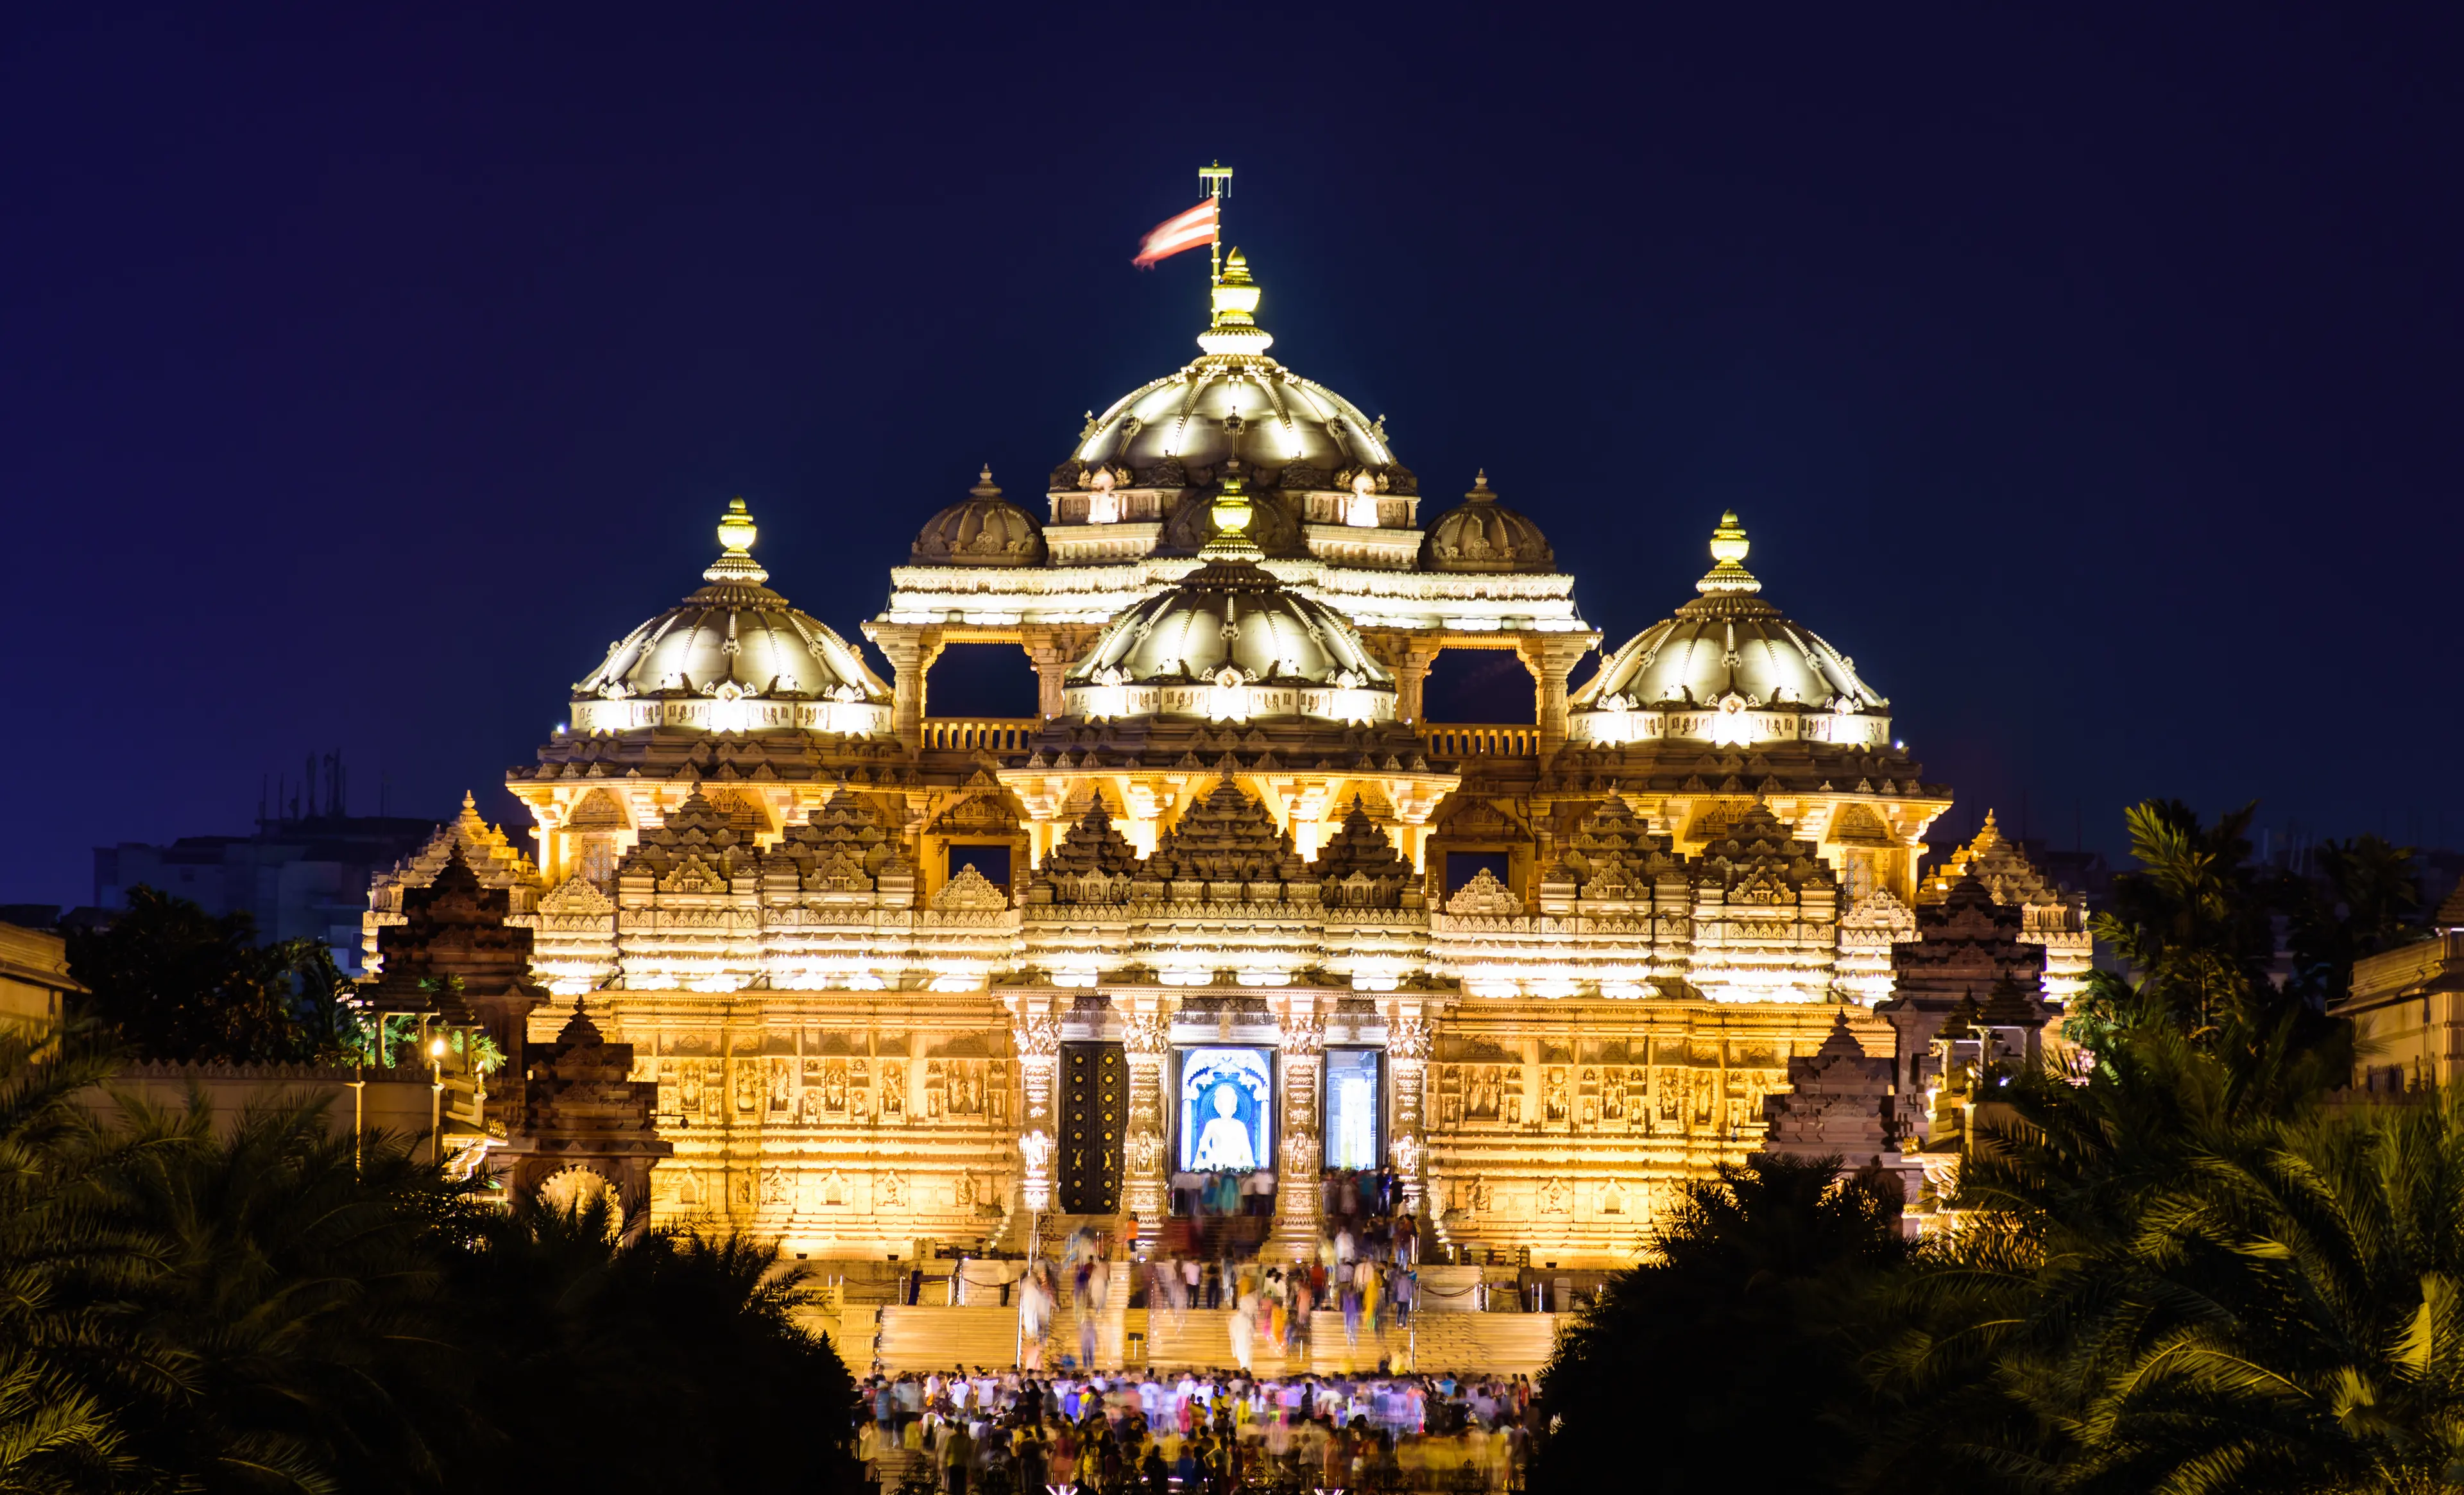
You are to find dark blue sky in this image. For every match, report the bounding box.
[4,6,2459,905]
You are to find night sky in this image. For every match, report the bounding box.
[4,7,2459,907]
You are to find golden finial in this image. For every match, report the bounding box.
[1466,470,1496,504]
[1198,247,1273,357]
[1200,472,1265,562]
[1695,509,1761,595]
[705,497,770,586]
[971,466,1001,499]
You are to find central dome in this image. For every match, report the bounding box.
[1051,251,1417,549]
[1063,481,1394,724]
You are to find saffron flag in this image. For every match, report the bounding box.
[1133,198,1217,267]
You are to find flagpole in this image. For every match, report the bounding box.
[1199,162,1233,286]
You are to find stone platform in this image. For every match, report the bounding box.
[852,1305,1565,1378]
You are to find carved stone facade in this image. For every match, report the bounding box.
[352,243,2087,1270]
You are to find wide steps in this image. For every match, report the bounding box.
[873,1306,1020,1372]
[864,1304,1565,1377]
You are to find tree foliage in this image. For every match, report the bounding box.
[1531,1154,1912,1495]
[0,1035,857,1494]
[64,887,361,1065]
[1539,798,2460,1495]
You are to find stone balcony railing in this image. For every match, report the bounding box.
[920,717,1040,753]
[1420,722,1541,757]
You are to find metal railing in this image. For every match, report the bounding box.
[1419,722,1541,758]
[920,717,1040,753]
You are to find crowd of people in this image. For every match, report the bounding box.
[855,1367,1534,1495]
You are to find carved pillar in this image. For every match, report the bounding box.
[1119,996,1179,1233]
[1383,1004,1435,1222]
[862,623,940,753]
[1525,636,1592,754]
[1271,993,1328,1261]
[1007,998,1063,1214]
[1019,625,1094,721]
[1394,638,1442,726]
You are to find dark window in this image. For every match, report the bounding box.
[1445,851,1512,896]
[947,844,1011,887]
[1423,649,1535,723]
[923,642,1037,717]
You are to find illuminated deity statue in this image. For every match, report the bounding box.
[1190,1084,1256,1171]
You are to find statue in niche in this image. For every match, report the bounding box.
[1191,1084,1258,1171]
[1603,1068,1625,1120]
[1440,1095,1461,1125]
[881,1063,905,1116]
[1505,1094,1522,1125]
[679,1063,703,1114]
[761,1168,788,1206]
[957,1174,976,1208]
[798,1087,820,1122]
[1659,1073,1681,1121]
[878,1172,903,1208]
[770,1059,791,1113]
[850,1087,869,1122]
[1544,1069,1569,1123]
[1467,1067,1500,1120]
[1579,1097,1598,1127]
[825,1063,848,1112]
[734,1063,758,1113]
[1542,1177,1571,1215]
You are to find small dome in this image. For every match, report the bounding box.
[1568,512,1890,749]
[911,468,1046,567]
[570,499,892,736]
[1061,481,1394,724]
[1420,472,1555,573]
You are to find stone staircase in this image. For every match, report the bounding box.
[1404,1311,1566,1377]
[1136,1308,1564,1378]
[871,1305,1021,1372]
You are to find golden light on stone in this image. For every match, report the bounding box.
[350,202,2074,1373]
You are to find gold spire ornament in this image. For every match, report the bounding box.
[704,497,770,586]
[1201,473,1264,561]
[1196,247,1274,357]
[1695,509,1761,595]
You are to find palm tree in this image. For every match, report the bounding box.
[1533,1154,1910,1495]
[0,1027,141,1492]
[449,1192,859,1493]
[2288,834,2424,1007]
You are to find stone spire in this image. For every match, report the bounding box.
[1027,798,1143,905]
[1316,796,1423,909]
[1140,776,1308,895]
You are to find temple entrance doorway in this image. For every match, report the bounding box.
[1057,1041,1125,1213]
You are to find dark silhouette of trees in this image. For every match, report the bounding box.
[0,1034,857,1494]
[1531,1154,1910,1495]
[64,888,358,1065]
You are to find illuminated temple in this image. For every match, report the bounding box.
[361,248,2089,1358]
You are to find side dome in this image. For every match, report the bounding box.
[1420,472,1554,573]
[1062,479,1394,724]
[570,499,893,736]
[1567,512,1890,749]
[910,467,1047,567]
